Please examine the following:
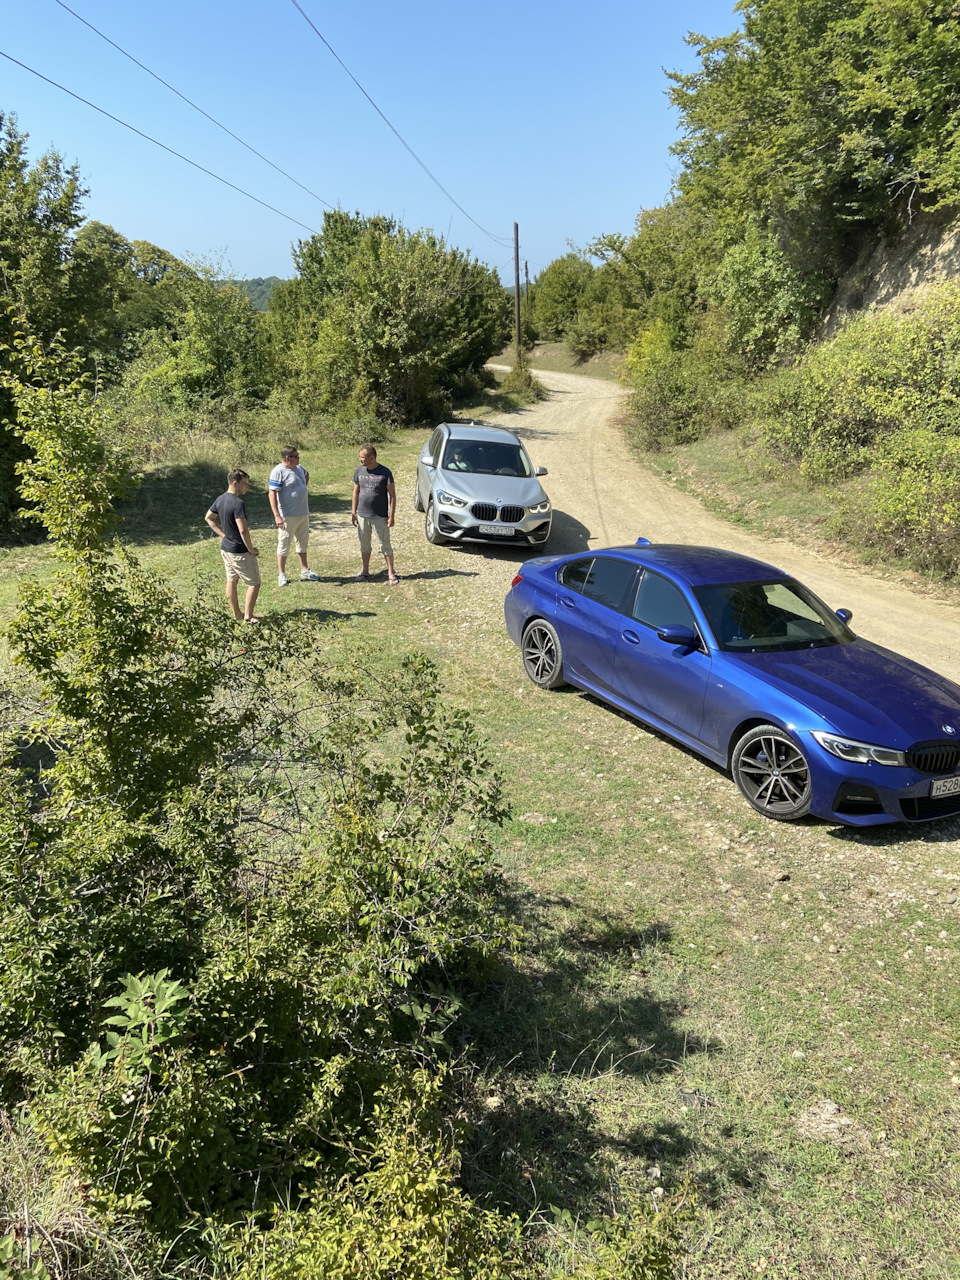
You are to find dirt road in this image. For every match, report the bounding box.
[489,366,960,684]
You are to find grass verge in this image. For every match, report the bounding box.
[2,424,959,1278]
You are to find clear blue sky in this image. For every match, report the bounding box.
[2,1,737,281]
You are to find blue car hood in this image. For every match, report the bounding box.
[728,640,960,745]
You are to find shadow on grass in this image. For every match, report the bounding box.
[456,892,724,1217]
[118,462,349,545]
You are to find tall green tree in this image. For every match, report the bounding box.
[276,212,511,423]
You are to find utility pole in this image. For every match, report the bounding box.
[513,222,522,365]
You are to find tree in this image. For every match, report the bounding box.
[532,254,595,340]
[276,212,511,423]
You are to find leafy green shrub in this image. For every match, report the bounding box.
[756,283,960,480]
[623,314,746,450]
[499,364,548,404]
[843,428,960,576]
[564,313,607,361]
[713,227,830,369]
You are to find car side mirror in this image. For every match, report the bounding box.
[535,465,548,476]
[657,624,698,648]
[836,607,853,624]
[422,455,435,468]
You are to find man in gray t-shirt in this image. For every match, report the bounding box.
[351,445,399,583]
[268,445,320,587]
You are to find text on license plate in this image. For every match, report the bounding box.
[479,524,512,536]
[931,775,960,798]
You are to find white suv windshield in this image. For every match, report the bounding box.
[442,440,531,477]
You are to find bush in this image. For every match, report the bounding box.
[499,364,548,404]
[623,314,746,450]
[841,428,960,576]
[712,227,830,370]
[756,283,960,480]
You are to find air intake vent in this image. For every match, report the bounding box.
[471,503,497,522]
[500,505,525,524]
[907,740,960,774]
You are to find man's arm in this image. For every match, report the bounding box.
[268,488,285,528]
[205,509,222,536]
[235,516,259,556]
[351,482,360,526]
[386,481,396,528]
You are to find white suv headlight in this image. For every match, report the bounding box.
[437,490,468,508]
[811,731,905,767]
[529,499,551,514]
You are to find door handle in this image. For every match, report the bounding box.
[621,630,641,644]
[560,596,576,609]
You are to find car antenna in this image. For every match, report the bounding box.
[636,537,652,546]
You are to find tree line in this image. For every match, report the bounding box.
[0,112,513,536]
[522,0,960,573]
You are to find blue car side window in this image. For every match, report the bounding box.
[633,570,698,631]
[581,557,639,613]
[559,558,594,593]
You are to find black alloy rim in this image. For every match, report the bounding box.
[522,623,558,684]
[737,733,811,814]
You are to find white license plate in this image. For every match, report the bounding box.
[478,524,513,536]
[931,775,960,798]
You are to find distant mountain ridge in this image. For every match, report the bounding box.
[232,276,286,310]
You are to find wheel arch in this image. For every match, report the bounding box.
[725,716,792,769]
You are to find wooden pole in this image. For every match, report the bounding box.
[514,222,522,366]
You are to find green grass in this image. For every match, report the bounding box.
[4,423,960,1278]
[493,342,624,382]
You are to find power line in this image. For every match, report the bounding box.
[288,0,512,250]
[51,0,334,212]
[0,50,321,236]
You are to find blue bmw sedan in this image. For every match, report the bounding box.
[504,542,960,826]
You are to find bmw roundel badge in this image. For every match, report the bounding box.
[944,725,957,736]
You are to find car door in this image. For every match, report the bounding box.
[557,556,639,693]
[418,428,444,507]
[613,568,711,741]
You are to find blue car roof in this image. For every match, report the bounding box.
[592,544,789,587]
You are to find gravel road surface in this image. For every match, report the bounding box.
[489,366,960,684]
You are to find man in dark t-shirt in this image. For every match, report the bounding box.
[204,469,262,623]
[351,445,399,583]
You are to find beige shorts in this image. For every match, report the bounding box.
[357,515,392,556]
[277,514,310,557]
[221,550,261,587]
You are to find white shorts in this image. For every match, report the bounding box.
[277,514,310,557]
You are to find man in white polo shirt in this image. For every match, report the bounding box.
[268,445,320,587]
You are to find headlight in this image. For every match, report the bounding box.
[436,490,467,508]
[811,731,905,767]
[529,499,551,514]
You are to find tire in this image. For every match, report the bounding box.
[731,724,812,821]
[425,498,446,545]
[521,619,566,689]
[413,477,424,512]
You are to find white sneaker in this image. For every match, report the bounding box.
[300,569,320,581]
[278,573,288,587]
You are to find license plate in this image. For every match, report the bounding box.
[931,775,960,798]
[478,524,512,536]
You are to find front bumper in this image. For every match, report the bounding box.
[436,504,551,546]
[804,734,960,825]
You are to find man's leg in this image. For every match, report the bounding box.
[277,525,290,583]
[358,517,373,576]
[225,578,243,621]
[377,519,398,582]
[244,583,260,621]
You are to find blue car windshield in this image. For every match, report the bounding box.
[693,579,853,652]
[442,441,531,477]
